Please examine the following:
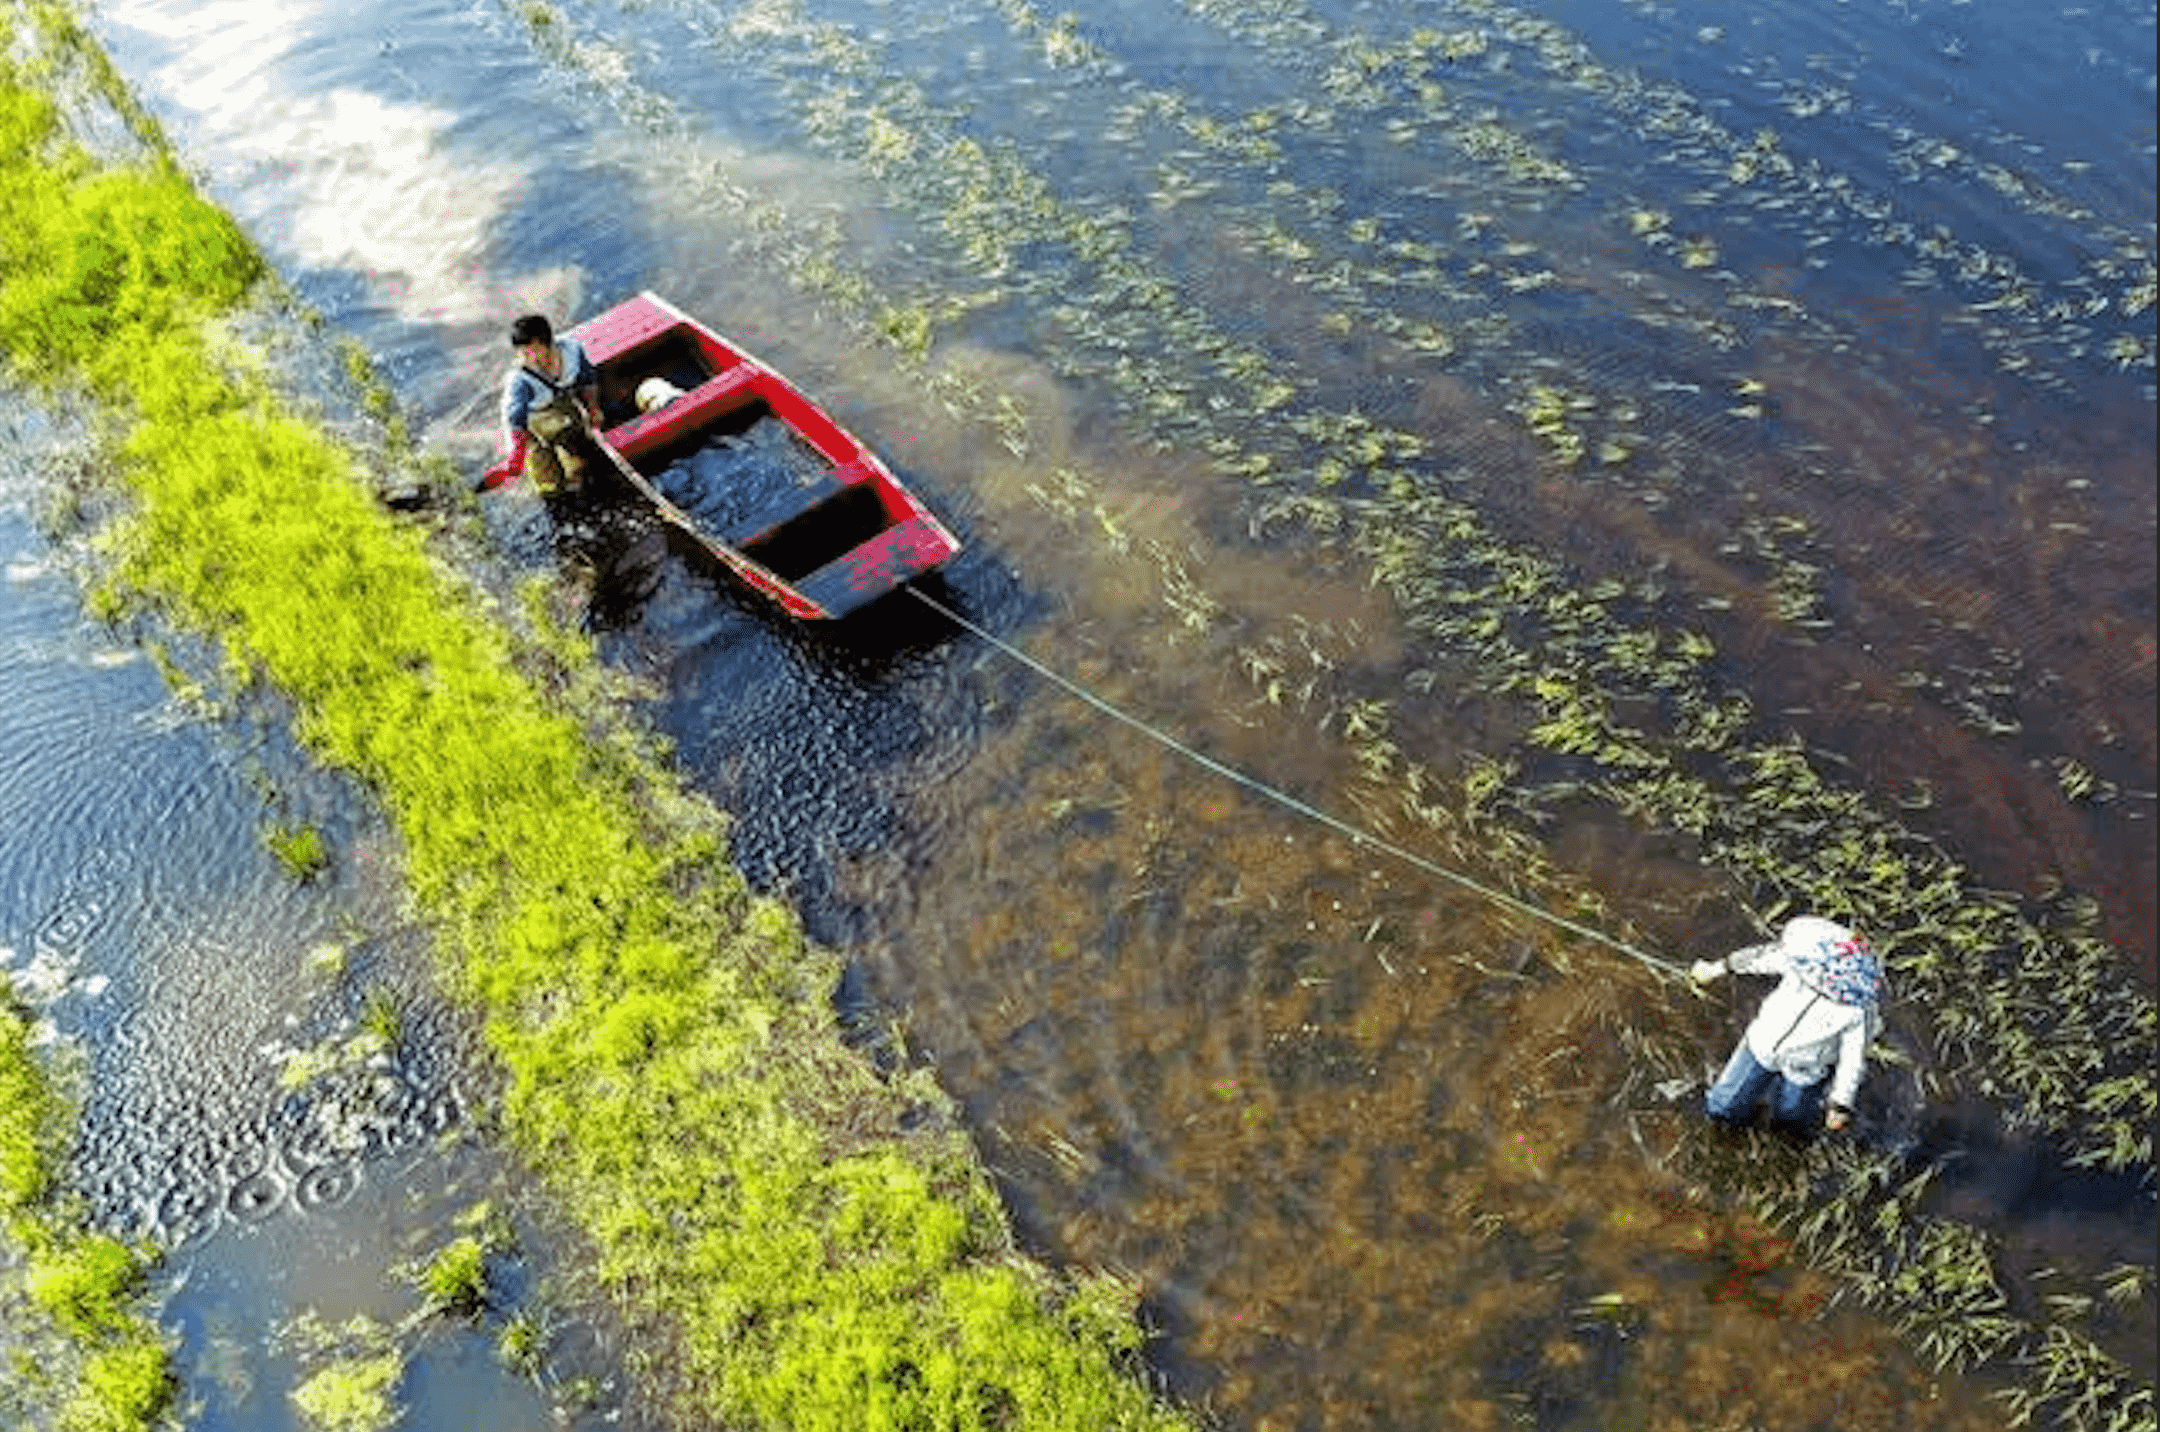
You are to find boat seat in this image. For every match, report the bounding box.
[575,300,678,367]
[719,473,849,549]
[717,459,881,547]
[606,365,762,464]
[791,516,959,618]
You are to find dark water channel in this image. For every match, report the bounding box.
[9,0,2153,1425]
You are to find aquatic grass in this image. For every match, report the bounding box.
[358,988,402,1051]
[289,1351,402,1432]
[657,0,2135,880]
[198,0,2142,1416]
[1172,0,2152,387]
[1996,1327,2157,1432]
[1733,1135,2154,1431]
[614,9,2160,1410]
[1332,488,2155,1178]
[60,1338,174,1432]
[676,0,1542,399]
[0,136,259,386]
[1440,0,2154,384]
[264,821,331,880]
[496,1309,544,1378]
[21,5,2073,1425]
[411,1234,491,1319]
[630,0,2155,1178]
[0,999,64,1215]
[27,1233,147,1341]
[0,993,173,1432]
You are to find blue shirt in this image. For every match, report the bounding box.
[499,337,598,433]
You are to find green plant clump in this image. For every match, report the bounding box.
[264,821,331,879]
[290,1352,402,1432]
[414,1234,490,1319]
[0,995,174,1432]
[0,5,1188,1428]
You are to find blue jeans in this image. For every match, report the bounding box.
[1705,1041,1826,1130]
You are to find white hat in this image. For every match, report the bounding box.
[1781,916,1883,1006]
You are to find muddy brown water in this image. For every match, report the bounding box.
[8,0,2154,1425]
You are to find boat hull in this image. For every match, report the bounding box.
[571,292,960,619]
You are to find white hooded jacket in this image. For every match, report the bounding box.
[1727,917,1881,1110]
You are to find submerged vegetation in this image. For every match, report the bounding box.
[520,0,2155,1150]
[280,1315,404,1432]
[289,1354,401,1432]
[0,3,1188,1428]
[486,0,2152,1423]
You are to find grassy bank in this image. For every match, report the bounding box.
[0,3,1190,1427]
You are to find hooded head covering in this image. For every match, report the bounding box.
[1782,916,1883,1008]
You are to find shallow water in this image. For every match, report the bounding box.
[20,0,2160,1424]
[0,418,617,1426]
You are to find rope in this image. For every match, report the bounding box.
[908,588,1686,983]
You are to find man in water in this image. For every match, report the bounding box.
[1690,915,1884,1134]
[481,313,604,493]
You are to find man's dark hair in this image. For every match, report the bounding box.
[509,314,554,347]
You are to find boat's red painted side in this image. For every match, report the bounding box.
[794,515,960,618]
[567,292,960,618]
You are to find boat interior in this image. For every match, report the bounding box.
[736,482,897,581]
[569,297,953,612]
[594,330,730,429]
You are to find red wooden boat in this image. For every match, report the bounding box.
[571,291,960,619]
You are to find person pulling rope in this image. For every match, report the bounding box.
[1690,916,1884,1133]
[906,591,1898,1136]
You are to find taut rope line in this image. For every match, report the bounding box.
[907,588,1684,983]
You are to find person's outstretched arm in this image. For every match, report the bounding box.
[1824,1017,1870,1130]
[1690,937,1784,985]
